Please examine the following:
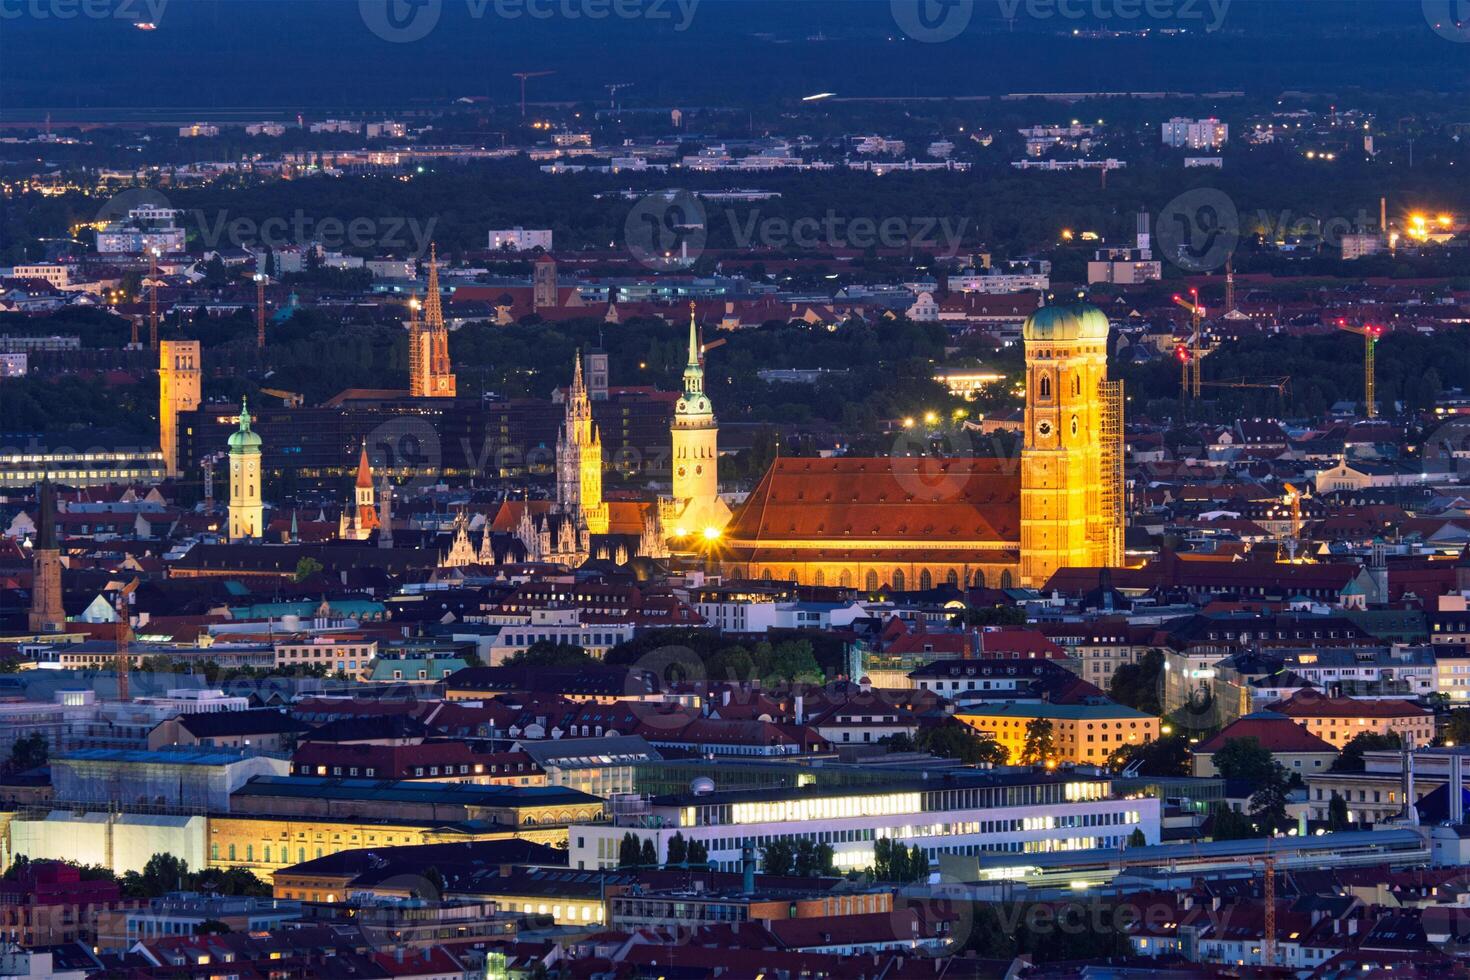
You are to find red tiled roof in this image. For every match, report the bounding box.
[726,457,1020,546]
[1194,714,1338,754]
[1268,691,1431,720]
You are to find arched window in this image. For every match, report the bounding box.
[945,569,959,587]
[1073,373,1081,396]
[865,570,879,591]
[892,569,906,592]
[1000,570,1014,589]
[839,569,854,588]
[812,569,825,587]
[920,569,933,591]
[973,569,987,588]
[761,568,773,582]
[1039,375,1051,399]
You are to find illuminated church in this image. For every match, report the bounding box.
[717,302,1125,589]
[491,352,668,566]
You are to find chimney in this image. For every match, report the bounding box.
[1404,735,1418,826]
[793,695,804,725]
[1451,752,1464,826]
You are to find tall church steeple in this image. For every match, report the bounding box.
[555,350,608,535]
[666,302,730,539]
[227,397,264,541]
[410,244,457,398]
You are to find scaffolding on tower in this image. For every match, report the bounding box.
[1099,379,1126,567]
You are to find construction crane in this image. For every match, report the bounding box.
[113,590,131,702]
[147,245,161,349]
[1261,853,1277,968]
[1337,319,1383,419]
[1283,482,1303,560]
[253,272,268,348]
[1172,289,1207,398]
[512,70,554,118]
[605,82,634,111]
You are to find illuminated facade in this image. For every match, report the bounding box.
[158,340,201,478]
[1019,303,1124,587]
[555,352,608,536]
[662,303,731,542]
[568,773,1157,873]
[720,303,1123,589]
[226,399,264,541]
[954,702,1161,767]
[27,480,64,633]
[337,441,380,541]
[408,245,457,398]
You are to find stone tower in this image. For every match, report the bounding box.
[159,339,201,478]
[227,397,264,541]
[555,352,608,535]
[410,245,457,398]
[666,302,730,538]
[28,480,64,633]
[1019,303,1121,588]
[533,254,558,310]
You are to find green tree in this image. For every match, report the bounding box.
[760,839,794,877]
[1330,731,1401,773]
[1110,733,1190,776]
[292,557,323,582]
[1248,765,1292,834]
[687,839,708,867]
[1108,649,1164,715]
[617,833,642,869]
[1020,718,1055,766]
[896,720,1008,766]
[640,838,657,868]
[504,641,593,668]
[666,832,688,866]
[1208,803,1259,841]
[1211,737,1278,783]
[6,732,48,772]
[1126,828,1147,848]
[1443,709,1470,747]
[1327,791,1350,831]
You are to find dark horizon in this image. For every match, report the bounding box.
[1,0,1465,119]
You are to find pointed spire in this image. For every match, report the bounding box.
[355,439,373,489]
[423,244,443,328]
[572,347,585,396]
[290,508,299,542]
[238,396,251,431]
[687,301,700,368]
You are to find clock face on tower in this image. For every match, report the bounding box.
[1037,420,1053,438]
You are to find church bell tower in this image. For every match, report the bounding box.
[1019,303,1123,587]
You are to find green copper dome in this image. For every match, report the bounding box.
[1023,302,1111,343]
[227,397,262,452]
